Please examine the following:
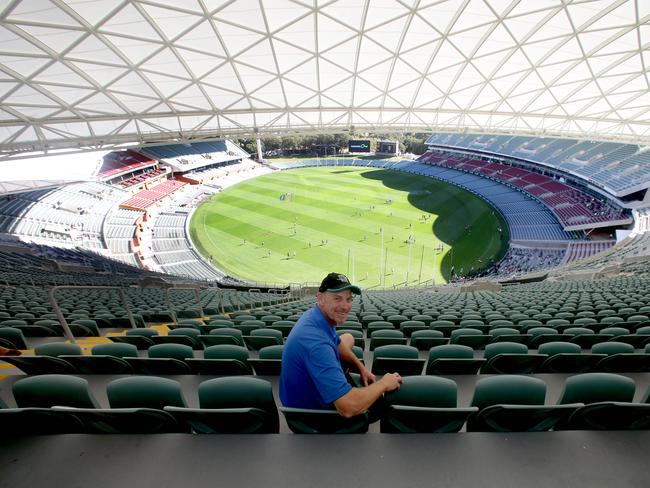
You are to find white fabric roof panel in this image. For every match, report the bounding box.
[0,0,647,157]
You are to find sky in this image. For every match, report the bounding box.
[0,151,108,182]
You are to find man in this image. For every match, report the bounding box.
[280,272,401,418]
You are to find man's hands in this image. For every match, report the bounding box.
[334,371,403,418]
[378,372,402,392]
[359,365,376,386]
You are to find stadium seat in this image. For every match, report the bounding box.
[13,374,100,408]
[371,344,424,376]
[537,341,604,373]
[244,327,283,350]
[409,329,447,350]
[430,320,457,337]
[267,320,295,337]
[380,376,477,433]
[565,327,613,349]
[557,373,646,430]
[399,320,427,336]
[0,327,28,349]
[527,327,567,347]
[558,373,635,405]
[108,334,154,349]
[60,351,134,375]
[488,327,530,345]
[92,342,138,357]
[166,377,279,433]
[201,327,245,347]
[55,375,188,434]
[34,342,82,357]
[592,342,650,373]
[449,328,490,349]
[69,319,100,337]
[248,344,283,375]
[467,375,579,432]
[480,342,546,374]
[151,327,203,349]
[425,344,484,375]
[123,343,192,375]
[186,344,253,375]
[367,321,395,333]
[126,328,159,337]
[107,376,187,409]
[369,329,407,350]
[235,320,265,335]
[281,407,369,434]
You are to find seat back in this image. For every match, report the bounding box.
[484,342,528,360]
[169,327,201,338]
[591,341,634,355]
[13,374,99,408]
[208,327,245,344]
[0,327,28,349]
[373,344,418,360]
[598,327,629,337]
[199,376,275,410]
[34,342,82,357]
[565,327,595,335]
[558,372,636,404]
[69,319,100,336]
[471,375,546,409]
[203,344,249,362]
[92,342,138,358]
[527,327,558,336]
[250,328,283,340]
[384,375,457,408]
[450,328,482,340]
[538,341,581,356]
[411,329,444,339]
[370,329,404,339]
[148,343,194,360]
[489,327,520,337]
[258,344,284,359]
[107,376,187,409]
[126,328,159,337]
[427,344,474,361]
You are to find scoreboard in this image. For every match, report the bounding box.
[348,140,370,152]
[377,141,399,155]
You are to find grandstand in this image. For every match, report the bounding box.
[0,1,648,486]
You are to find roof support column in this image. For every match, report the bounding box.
[255,135,263,162]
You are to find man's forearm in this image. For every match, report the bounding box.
[333,380,387,418]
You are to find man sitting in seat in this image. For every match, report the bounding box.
[280,272,401,418]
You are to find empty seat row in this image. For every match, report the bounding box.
[110,326,286,350]
[0,341,283,376]
[2,373,649,434]
[0,375,278,434]
[7,340,649,377]
[373,343,650,376]
[339,326,650,351]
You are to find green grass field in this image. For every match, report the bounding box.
[189,167,508,288]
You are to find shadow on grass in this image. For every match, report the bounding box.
[360,168,509,277]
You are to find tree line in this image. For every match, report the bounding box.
[236,133,429,157]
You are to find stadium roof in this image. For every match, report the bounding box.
[0,0,648,159]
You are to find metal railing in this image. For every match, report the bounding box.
[48,285,137,343]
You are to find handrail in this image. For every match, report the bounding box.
[48,285,137,343]
[164,284,207,323]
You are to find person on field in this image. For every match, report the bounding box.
[280,272,401,418]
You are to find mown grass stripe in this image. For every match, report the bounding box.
[190,167,508,286]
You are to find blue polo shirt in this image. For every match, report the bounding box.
[279,304,352,409]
